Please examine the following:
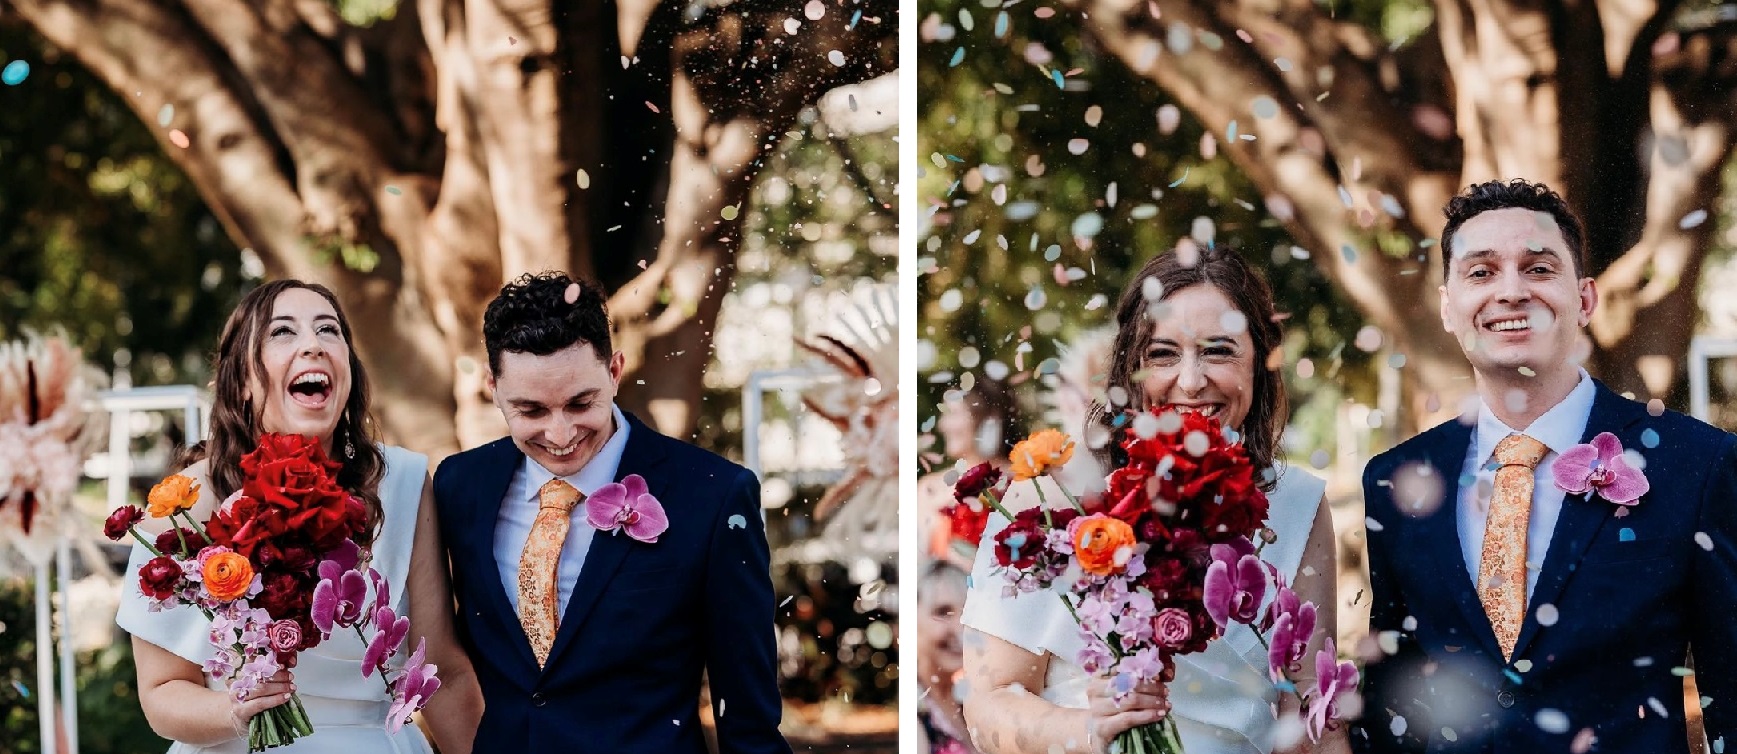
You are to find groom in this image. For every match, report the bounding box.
[1355,180,1737,753]
[434,272,791,753]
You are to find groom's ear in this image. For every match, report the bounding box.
[607,350,625,384]
[1438,284,1455,333]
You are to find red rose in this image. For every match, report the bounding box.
[138,555,184,600]
[103,506,144,541]
[255,571,310,620]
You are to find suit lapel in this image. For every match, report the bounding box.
[540,411,671,671]
[1511,382,1641,659]
[1409,418,1507,659]
[469,439,543,672]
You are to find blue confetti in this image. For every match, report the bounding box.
[1503,669,1523,685]
[10,680,26,698]
[1620,528,1636,542]
[849,9,861,29]
[995,12,1009,38]
[1641,428,1660,449]
[1227,120,1238,141]
[1341,243,1358,264]
[727,514,746,529]
[944,154,965,163]
[2,61,29,86]
[1168,167,1190,188]
[1460,473,1477,488]
[949,47,965,67]
[1051,69,1064,89]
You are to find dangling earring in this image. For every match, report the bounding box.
[342,413,356,460]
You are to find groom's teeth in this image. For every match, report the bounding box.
[1489,319,1529,332]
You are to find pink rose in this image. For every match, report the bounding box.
[267,619,303,653]
[1155,608,1193,648]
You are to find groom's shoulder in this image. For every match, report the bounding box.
[433,437,517,484]
[627,417,754,493]
[1367,416,1468,476]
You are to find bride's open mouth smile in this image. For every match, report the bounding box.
[287,369,334,409]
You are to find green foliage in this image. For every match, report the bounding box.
[0,579,167,754]
[916,0,1377,462]
[0,28,244,387]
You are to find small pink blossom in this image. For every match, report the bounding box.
[1307,639,1361,742]
[363,605,410,678]
[386,638,441,733]
[1267,586,1317,681]
[1553,432,1649,510]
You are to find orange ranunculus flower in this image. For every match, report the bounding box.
[202,552,255,602]
[1071,514,1136,576]
[1011,429,1076,481]
[147,475,201,518]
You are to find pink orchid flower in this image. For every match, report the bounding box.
[1552,432,1649,512]
[1204,538,1269,629]
[587,474,669,543]
[311,565,368,638]
[386,638,441,734]
[1267,586,1317,681]
[1307,639,1361,742]
[363,605,409,678]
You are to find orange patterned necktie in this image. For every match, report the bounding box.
[519,478,582,668]
[1478,433,1550,661]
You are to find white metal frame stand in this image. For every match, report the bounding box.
[1688,336,1737,423]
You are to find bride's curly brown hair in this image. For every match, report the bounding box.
[176,280,384,548]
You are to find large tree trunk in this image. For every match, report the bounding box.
[2,0,895,458]
[1071,0,1737,431]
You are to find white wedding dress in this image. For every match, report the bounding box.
[961,467,1327,754]
[115,445,434,754]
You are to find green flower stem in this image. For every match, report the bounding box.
[172,510,214,546]
[129,527,162,557]
[1032,483,1055,529]
[979,489,1016,523]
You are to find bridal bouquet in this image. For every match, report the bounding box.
[961,408,1357,754]
[105,434,440,751]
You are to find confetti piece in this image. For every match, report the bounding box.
[1340,243,1357,264]
[1514,659,1533,672]
[1697,532,1714,551]
[157,104,174,127]
[169,129,190,149]
[2,60,29,86]
[950,48,965,67]
[828,50,846,67]
[386,185,402,196]
[1536,709,1570,734]
[508,36,518,45]
[1168,168,1190,188]
[1227,120,1238,141]
[1051,69,1065,89]
[1157,104,1181,134]
[1640,428,1659,448]
[1518,366,1536,377]
[805,0,825,20]
[1680,209,1709,229]
[995,12,1009,37]
[1535,603,1559,626]
[10,680,27,698]
[646,101,660,113]
[564,283,581,304]
[1619,528,1636,542]
[721,204,739,220]
[727,515,747,529]
[1251,96,1278,119]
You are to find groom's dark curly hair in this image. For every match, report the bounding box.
[1440,178,1588,279]
[483,271,613,375]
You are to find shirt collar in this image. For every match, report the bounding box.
[519,404,633,501]
[1474,370,1596,467]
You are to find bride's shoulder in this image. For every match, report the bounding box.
[1271,464,1327,501]
[376,445,430,476]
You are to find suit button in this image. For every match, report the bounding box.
[1496,690,1515,709]
[532,692,546,707]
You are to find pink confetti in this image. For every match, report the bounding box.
[168,129,190,149]
[564,283,581,304]
[646,102,660,113]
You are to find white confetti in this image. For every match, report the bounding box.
[828,50,846,66]
[1536,709,1570,734]
[1680,209,1709,229]
[1536,603,1559,626]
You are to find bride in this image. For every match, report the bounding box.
[960,248,1351,754]
[115,281,483,753]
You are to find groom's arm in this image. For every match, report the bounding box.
[1353,463,1428,754]
[1689,435,1737,751]
[702,467,793,754]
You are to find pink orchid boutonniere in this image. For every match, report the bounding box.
[587,474,669,543]
[1552,432,1650,516]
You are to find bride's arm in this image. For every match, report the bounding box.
[1277,494,1352,754]
[962,629,1168,754]
[134,639,295,745]
[407,477,484,754]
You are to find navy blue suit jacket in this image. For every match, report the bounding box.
[1354,381,1737,753]
[434,411,791,754]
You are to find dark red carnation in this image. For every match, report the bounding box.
[103,506,145,541]
[152,527,203,557]
[953,463,1003,503]
[138,555,183,600]
[992,509,1050,569]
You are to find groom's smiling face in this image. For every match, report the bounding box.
[489,342,625,477]
[1439,207,1596,383]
